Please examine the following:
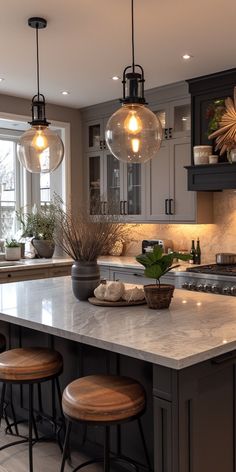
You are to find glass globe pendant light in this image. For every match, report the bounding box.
[17,17,64,173]
[105,0,162,164]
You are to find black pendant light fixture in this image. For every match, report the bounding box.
[105,0,162,164]
[17,17,64,173]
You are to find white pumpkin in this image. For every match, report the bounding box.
[122,286,145,302]
[94,283,107,300]
[104,281,125,301]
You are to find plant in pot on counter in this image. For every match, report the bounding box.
[53,197,133,301]
[136,245,190,309]
[16,204,56,258]
[5,239,21,261]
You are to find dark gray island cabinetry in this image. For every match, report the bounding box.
[0,276,235,472]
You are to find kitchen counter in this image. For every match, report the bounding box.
[0,256,73,272]
[0,275,235,369]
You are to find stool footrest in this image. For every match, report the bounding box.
[70,454,141,472]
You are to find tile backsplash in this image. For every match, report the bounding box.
[125,190,236,263]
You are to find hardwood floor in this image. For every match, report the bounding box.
[0,422,102,472]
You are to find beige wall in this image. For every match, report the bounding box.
[125,190,236,263]
[0,93,83,210]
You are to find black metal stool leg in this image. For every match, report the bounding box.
[104,426,110,472]
[0,383,6,427]
[137,417,151,470]
[60,420,72,472]
[28,384,34,472]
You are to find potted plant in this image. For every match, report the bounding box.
[136,245,190,309]
[54,198,132,301]
[16,204,56,258]
[5,239,21,261]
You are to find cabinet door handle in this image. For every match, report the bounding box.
[169,198,174,215]
[168,127,173,139]
[120,201,124,215]
[133,273,143,277]
[103,201,107,215]
[212,352,236,365]
[103,139,106,149]
[99,140,103,150]
[164,128,168,140]
[165,199,169,215]
[124,200,128,215]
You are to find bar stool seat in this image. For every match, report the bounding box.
[0,347,63,381]
[61,375,150,472]
[62,375,146,422]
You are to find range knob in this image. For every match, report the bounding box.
[230,286,236,296]
[182,282,189,289]
[188,283,196,291]
[211,285,220,294]
[203,284,211,292]
[222,286,231,295]
[196,284,204,291]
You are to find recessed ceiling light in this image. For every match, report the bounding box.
[0,78,4,82]
[182,54,193,60]
[61,91,70,95]
[112,76,120,81]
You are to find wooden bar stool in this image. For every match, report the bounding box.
[0,347,63,472]
[60,375,151,472]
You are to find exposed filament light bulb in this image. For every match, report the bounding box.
[33,128,48,150]
[124,111,142,134]
[131,138,140,153]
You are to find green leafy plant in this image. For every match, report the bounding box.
[206,99,225,137]
[136,245,190,286]
[16,204,57,241]
[5,239,20,248]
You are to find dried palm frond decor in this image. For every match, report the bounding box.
[54,197,133,301]
[208,87,236,156]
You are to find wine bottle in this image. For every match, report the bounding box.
[195,238,201,265]
[189,240,196,264]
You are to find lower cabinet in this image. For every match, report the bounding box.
[153,352,236,472]
[0,264,72,283]
[99,265,175,286]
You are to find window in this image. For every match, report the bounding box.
[0,123,66,240]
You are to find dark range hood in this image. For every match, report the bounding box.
[186,68,236,191]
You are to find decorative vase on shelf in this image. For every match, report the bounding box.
[71,261,100,301]
[31,239,55,258]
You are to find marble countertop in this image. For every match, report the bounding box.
[0,276,235,369]
[0,255,191,275]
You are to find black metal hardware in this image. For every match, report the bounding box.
[103,139,106,149]
[212,352,236,365]
[124,200,128,215]
[165,199,169,215]
[103,201,107,215]
[99,140,104,150]
[120,201,124,215]
[168,127,173,139]
[27,17,50,128]
[169,198,174,215]
[164,128,168,140]
[133,273,143,277]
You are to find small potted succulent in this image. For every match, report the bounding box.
[5,239,21,261]
[136,245,190,309]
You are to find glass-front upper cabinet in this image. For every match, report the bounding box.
[154,98,190,141]
[105,153,121,215]
[123,163,145,220]
[88,152,103,214]
[86,120,105,152]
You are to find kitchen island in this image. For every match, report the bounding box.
[0,276,235,472]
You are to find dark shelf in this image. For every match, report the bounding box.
[185,162,236,191]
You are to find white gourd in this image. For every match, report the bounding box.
[104,281,125,301]
[94,283,107,300]
[122,287,145,302]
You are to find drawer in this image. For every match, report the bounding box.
[111,268,148,285]
[49,266,71,277]
[100,267,110,280]
[0,268,49,283]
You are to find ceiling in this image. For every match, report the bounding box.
[0,0,235,109]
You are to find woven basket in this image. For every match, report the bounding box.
[144,284,175,309]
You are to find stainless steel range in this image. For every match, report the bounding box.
[178,264,236,296]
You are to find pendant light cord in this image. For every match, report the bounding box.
[36,24,40,99]
[131,0,135,72]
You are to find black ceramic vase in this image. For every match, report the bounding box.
[71,260,100,301]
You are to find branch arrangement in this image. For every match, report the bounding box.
[54,198,132,262]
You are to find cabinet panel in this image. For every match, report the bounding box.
[147,142,170,221]
[104,153,121,215]
[86,120,104,152]
[169,137,195,221]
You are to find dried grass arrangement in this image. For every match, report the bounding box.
[54,198,132,261]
